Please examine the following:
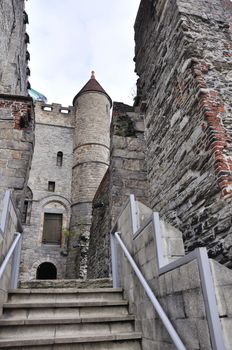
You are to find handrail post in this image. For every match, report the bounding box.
[10,233,22,289]
[110,232,120,288]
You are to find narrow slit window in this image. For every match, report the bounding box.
[48,181,55,192]
[57,152,63,167]
[22,201,28,224]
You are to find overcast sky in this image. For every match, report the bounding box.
[25,0,141,107]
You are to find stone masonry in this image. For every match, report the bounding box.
[87,102,148,279]
[0,0,29,96]
[134,0,232,265]
[0,95,34,213]
[0,0,33,215]
[20,102,74,281]
[67,75,111,279]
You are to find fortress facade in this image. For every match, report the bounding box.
[0,0,232,281]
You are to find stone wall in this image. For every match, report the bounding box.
[87,102,148,279]
[114,197,232,349]
[0,191,22,317]
[0,0,29,95]
[87,170,111,279]
[20,102,74,281]
[0,94,34,213]
[135,0,232,265]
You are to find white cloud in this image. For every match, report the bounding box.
[26,0,141,107]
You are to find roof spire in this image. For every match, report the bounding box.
[91,71,95,79]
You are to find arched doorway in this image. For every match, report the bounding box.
[36,262,57,280]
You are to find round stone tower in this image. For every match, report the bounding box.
[66,72,112,278]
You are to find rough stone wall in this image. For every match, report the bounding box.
[0,0,29,95]
[0,95,34,212]
[87,171,110,279]
[135,0,232,265]
[87,102,148,279]
[67,92,111,279]
[20,102,74,281]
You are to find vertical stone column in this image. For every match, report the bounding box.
[66,73,111,278]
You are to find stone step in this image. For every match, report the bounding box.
[0,315,135,326]
[7,288,123,303]
[3,300,128,308]
[2,302,129,320]
[0,286,141,349]
[19,278,112,289]
[0,317,135,339]
[0,333,142,349]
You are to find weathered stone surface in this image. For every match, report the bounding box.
[0,0,28,95]
[19,102,74,282]
[134,0,232,263]
[0,96,34,212]
[67,90,111,279]
[87,102,148,279]
[19,278,112,289]
[115,198,213,349]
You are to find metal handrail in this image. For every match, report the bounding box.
[113,231,186,350]
[0,233,21,289]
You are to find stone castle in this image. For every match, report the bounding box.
[1,0,232,349]
[0,0,232,281]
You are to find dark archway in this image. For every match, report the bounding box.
[36,262,57,280]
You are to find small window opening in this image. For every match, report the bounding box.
[43,106,52,112]
[42,213,62,245]
[22,186,33,224]
[57,152,63,167]
[19,116,27,129]
[36,262,57,280]
[60,108,69,114]
[22,201,28,224]
[48,181,55,192]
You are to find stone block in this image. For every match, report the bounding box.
[171,265,191,292]
[164,271,173,294]
[220,318,232,350]
[174,319,199,349]
[223,285,232,316]
[159,275,166,296]
[167,238,185,257]
[214,285,227,316]
[186,260,201,289]
[196,319,212,350]
[183,288,206,318]
[166,292,185,319]
[210,260,232,286]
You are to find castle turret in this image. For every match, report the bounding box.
[67,72,111,278]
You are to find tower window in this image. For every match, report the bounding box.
[42,213,62,245]
[56,152,63,167]
[48,181,55,192]
[22,201,28,224]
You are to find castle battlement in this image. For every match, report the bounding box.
[34,101,75,127]
[35,101,74,115]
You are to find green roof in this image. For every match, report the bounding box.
[28,88,47,102]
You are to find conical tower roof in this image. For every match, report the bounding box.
[73,71,112,106]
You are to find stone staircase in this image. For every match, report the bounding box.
[0,283,142,349]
